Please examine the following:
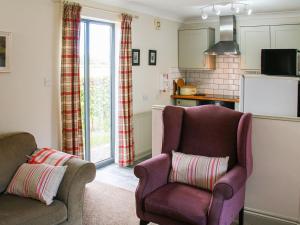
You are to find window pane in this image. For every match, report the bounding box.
[80,22,86,157]
[89,23,112,163]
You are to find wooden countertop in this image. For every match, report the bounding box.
[171,94,240,103]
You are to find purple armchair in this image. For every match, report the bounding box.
[134,105,253,225]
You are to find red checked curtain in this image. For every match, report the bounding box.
[60,2,83,158]
[119,14,134,167]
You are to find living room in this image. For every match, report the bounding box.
[0,0,300,225]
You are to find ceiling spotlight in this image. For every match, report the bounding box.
[235,6,240,14]
[213,4,221,16]
[247,8,252,15]
[201,12,208,20]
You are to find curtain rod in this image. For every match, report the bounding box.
[53,0,139,19]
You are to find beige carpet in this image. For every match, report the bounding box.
[84,181,153,225]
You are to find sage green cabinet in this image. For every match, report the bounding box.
[178,28,216,70]
[271,24,300,49]
[239,24,300,71]
[240,26,271,71]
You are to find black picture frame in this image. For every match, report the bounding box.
[148,50,157,66]
[132,49,140,66]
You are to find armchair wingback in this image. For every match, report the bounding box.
[135,105,253,225]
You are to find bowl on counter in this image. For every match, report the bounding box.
[180,85,197,95]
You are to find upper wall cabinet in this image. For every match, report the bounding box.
[271,25,300,49]
[178,28,216,70]
[240,26,271,71]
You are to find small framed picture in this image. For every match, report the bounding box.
[132,49,140,66]
[0,31,12,73]
[148,50,157,66]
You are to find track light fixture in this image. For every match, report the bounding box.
[200,1,252,20]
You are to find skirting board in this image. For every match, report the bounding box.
[242,208,299,225]
[134,150,151,162]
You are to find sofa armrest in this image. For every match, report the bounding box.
[212,165,247,200]
[56,158,96,225]
[134,153,171,217]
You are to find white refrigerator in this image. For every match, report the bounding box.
[240,74,300,117]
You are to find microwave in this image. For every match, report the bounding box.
[261,49,300,76]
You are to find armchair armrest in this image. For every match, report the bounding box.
[213,165,247,200]
[56,158,96,225]
[208,166,247,225]
[134,153,171,217]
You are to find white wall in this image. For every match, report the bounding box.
[246,116,300,222]
[131,13,180,158]
[131,14,180,114]
[0,0,61,148]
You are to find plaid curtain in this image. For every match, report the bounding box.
[60,2,83,158]
[118,14,134,167]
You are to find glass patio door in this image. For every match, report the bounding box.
[80,19,115,167]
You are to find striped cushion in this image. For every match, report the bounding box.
[6,163,67,205]
[28,147,76,166]
[169,151,229,191]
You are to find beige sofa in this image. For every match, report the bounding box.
[0,132,96,225]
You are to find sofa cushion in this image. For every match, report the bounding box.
[0,133,37,193]
[6,163,67,205]
[0,194,67,225]
[145,183,211,225]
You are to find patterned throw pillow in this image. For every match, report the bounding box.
[169,151,229,191]
[28,147,76,166]
[6,163,67,205]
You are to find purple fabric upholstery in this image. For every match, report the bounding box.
[134,105,253,225]
[213,166,247,200]
[134,153,171,218]
[145,183,211,225]
[237,113,253,177]
[178,105,243,169]
[161,106,185,154]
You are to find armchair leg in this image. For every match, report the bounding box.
[239,207,244,225]
[140,220,149,225]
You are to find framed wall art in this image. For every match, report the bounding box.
[148,50,157,66]
[132,49,140,66]
[0,31,12,73]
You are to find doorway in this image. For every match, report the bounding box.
[80,19,115,168]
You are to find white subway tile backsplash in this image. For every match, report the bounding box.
[216,57,223,63]
[204,89,214,94]
[234,90,240,96]
[234,80,240,85]
[184,56,242,97]
[224,90,234,95]
[218,73,229,79]
[223,68,234,74]
[224,57,234,63]
[234,57,240,63]
[214,79,224,84]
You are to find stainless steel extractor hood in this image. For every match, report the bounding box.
[204,15,240,55]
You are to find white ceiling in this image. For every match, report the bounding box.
[92,0,300,21]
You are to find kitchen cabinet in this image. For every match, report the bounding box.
[240,24,300,71]
[178,28,216,70]
[271,24,300,49]
[240,26,271,71]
